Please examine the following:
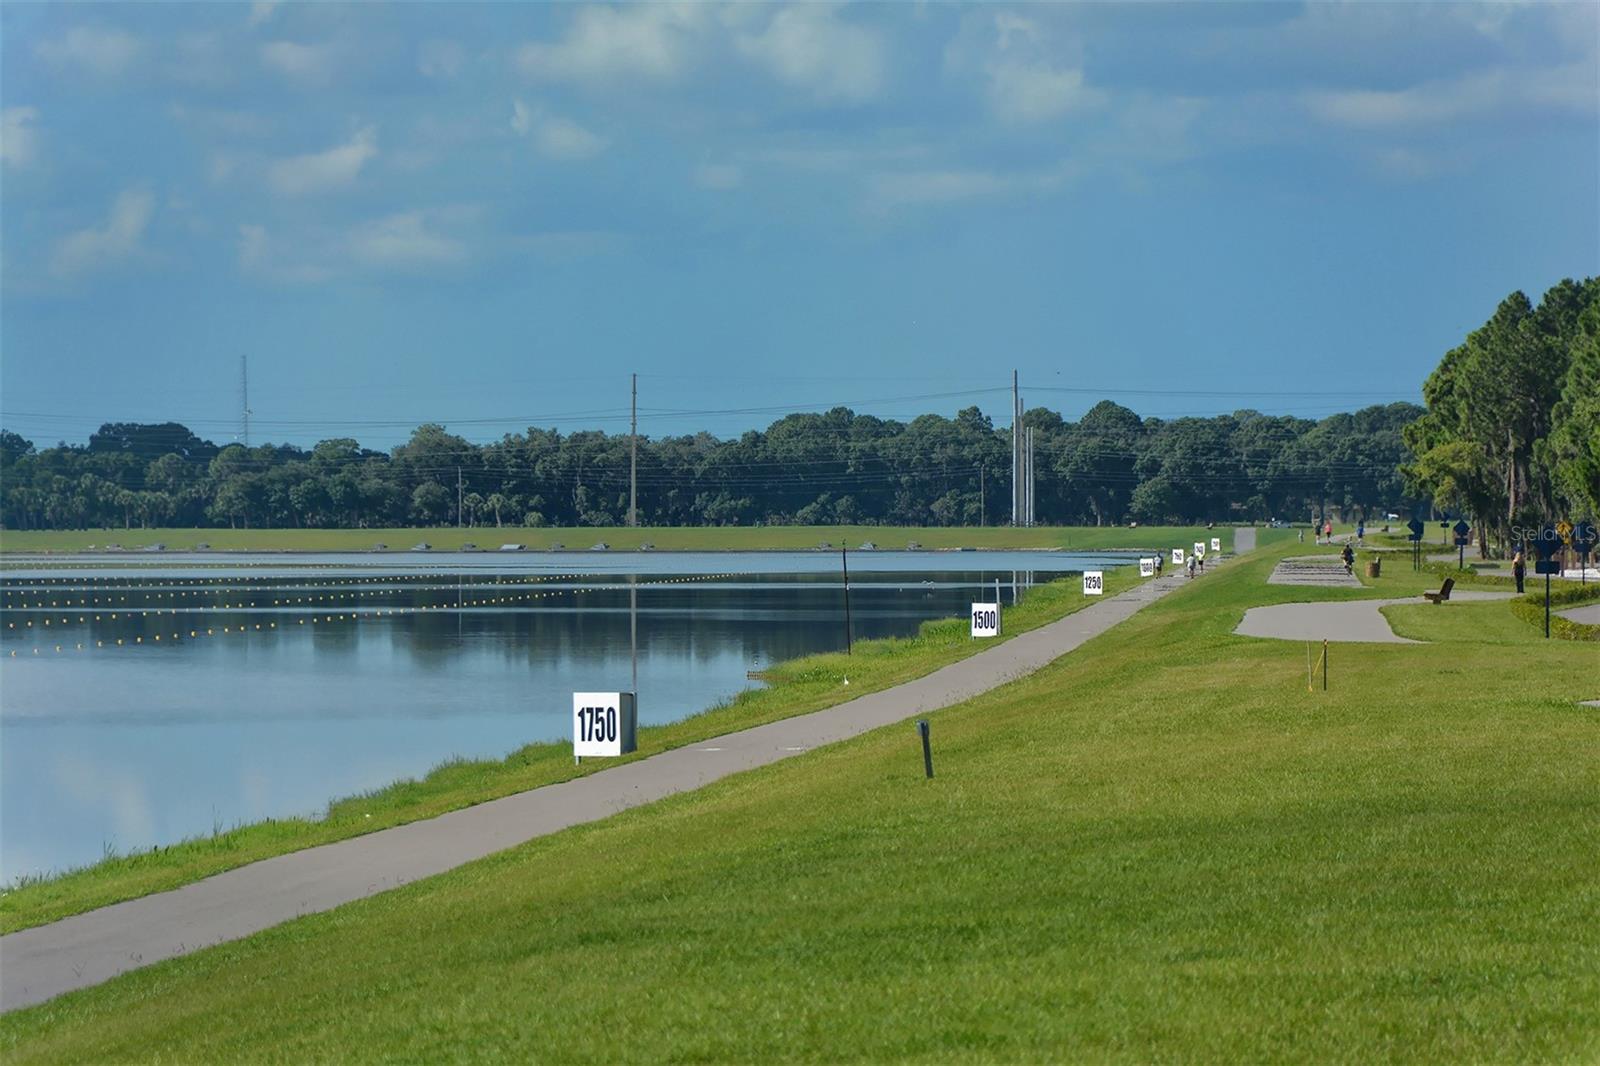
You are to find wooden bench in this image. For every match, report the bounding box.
[1422,577,1455,604]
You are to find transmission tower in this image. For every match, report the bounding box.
[239,354,252,447]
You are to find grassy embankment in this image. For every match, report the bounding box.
[0,524,1232,555]
[1,563,1155,933]
[4,539,1597,1061]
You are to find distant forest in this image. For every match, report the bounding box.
[3,276,1594,535]
[1,402,1421,531]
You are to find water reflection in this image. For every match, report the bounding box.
[1,555,1124,881]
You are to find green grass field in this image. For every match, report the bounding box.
[1,567,1145,933]
[4,540,1597,1061]
[0,524,1242,555]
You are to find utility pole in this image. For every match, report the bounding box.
[629,373,638,528]
[1025,426,1033,528]
[1028,426,1035,527]
[456,467,463,529]
[1011,370,1019,527]
[979,466,985,527]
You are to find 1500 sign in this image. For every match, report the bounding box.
[970,602,1000,638]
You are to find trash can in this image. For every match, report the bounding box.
[1366,559,1381,578]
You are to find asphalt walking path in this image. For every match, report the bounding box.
[1235,591,1515,643]
[0,529,1256,1012]
[1561,603,1600,625]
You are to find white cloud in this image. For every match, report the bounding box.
[260,40,339,87]
[515,4,707,85]
[510,99,534,138]
[695,163,743,190]
[1305,64,1598,129]
[35,26,142,77]
[267,127,377,195]
[419,39,465,79]
[237,223,333,284]
[510,101,607,160]
[867,163,1078,210]
[169,104,273,138]
[736,5,884,103]
[248,2,278,29]
[171,31,235,89]
[988,61,1099,124]
[347,211,467,269]
[743,142,929,174]
[241,209,478,283]
[51,189,154,277]
[208,153,239,183]
[1,107,39,169]
[509,230,627,259]
[948,12,1104,124]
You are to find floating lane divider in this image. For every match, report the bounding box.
[2,571,749,657]
[0,570,634,612]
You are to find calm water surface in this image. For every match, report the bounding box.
[1,550,1139,881]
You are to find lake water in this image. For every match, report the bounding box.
[0,550,1139,882]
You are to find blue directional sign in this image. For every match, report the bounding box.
[1406,518,1425,541]
[1575,521,1598,557]
[1531,524,1560,560]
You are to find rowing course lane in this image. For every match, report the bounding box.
[0,532,1254,1012]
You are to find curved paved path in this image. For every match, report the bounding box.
[1236,591,1515,643]
[0,531,1254,1012]
[1559,603,1600,625]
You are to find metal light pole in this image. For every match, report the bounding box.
[629,373,638,529]
[841,544,853,655]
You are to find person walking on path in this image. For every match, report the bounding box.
[1341,543,1355,575]
[1186,556,1197,580]
[1513,550,1526,594]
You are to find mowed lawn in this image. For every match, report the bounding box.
[4,546,1597,1062]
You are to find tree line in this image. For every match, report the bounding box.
[1403,276,1600,555]
[0,399,1421,531]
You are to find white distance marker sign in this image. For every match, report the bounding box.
[1139,557,1155,578]
[573,691,638,757]
[970,602,1000,638]
[1172,548,1185,565]
[1210,537,1221,553]
[1083,570,1105,596]
[1194,541,1206,559]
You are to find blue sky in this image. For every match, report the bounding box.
[2,1,1596,450]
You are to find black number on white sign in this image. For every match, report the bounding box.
[578,705,618,743]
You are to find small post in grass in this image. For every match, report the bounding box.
[1322,639,1329,691]
[917,719,934,778]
